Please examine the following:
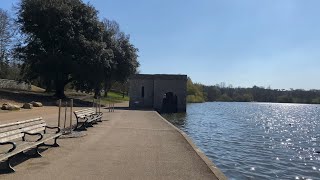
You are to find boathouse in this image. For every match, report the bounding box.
[129,74,187,113]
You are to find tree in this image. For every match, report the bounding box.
[15,0,105,98]
[0,9,13,78]
[187,78,205,103]
[206,86,221,101]
[101,19,139,95]
[73,19,139,98]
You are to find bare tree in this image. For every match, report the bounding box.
[0,9,13,78]
[0,9,12,62]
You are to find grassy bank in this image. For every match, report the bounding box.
[85,91,129,105]
[103,91,129,103]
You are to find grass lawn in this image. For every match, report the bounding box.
[85,91,128,105]
[100,91,129,104]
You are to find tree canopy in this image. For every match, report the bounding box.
[14,0,139,98]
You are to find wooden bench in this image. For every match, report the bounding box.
[0,117,61,173]
[73,108,103,130]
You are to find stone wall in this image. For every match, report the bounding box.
[153,76,187,112]
[0,79,31,91]
[129,74,187,112]
[129,75,154,108]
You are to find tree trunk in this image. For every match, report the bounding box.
[94,87,101,99]
[54,80,66,99]
[45,79,53,92]
[104,83,111,97]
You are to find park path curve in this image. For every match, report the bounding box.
[0,108,223,180]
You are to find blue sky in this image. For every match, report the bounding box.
[1,0,320,89]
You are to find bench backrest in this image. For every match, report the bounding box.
[0,117,46,143]
[74,108,96,118]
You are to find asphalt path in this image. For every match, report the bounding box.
[0,106,224,180]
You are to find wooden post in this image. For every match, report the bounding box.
[92,98,95,108]
[58,99,61,127]
[98,98,101,113]
[95,98,97,113]
[70,99,73,130]
[64,101,67,129]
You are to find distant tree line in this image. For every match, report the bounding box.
[0,0,139,98]
[186,78,206,103]
[187,78,320,104]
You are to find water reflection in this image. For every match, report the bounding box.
[163,102,320,180]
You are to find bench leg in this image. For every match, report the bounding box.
[98,116,103,122]
[74,118,86,131]
[87,122,94,127]
[40,137,60,147]
[23,145,42,158]
[0,157,15,173]
[74,123,87,131]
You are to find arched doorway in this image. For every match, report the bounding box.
[161,92,178,113]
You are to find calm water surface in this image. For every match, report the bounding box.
[162,102,320,180]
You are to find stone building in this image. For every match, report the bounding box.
[129,74,187,113]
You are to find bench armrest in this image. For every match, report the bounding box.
[45,126,61,134]
[0,142,16,153]
[22,132,43,142]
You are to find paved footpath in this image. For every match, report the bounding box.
[0,107,225,180]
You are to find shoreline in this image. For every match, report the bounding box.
[156,112,227,180]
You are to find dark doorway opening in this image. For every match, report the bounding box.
[161,92,178,113]
[141,86,144,98]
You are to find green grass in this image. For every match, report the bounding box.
[101,91,129,103]
[83,91,129,105]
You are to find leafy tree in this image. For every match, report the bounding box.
[15,0,105,98]
[101,19,139,95]
[217,93,232,102]
[206,86,221,101]
[187,78,205,103]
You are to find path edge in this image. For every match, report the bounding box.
[155,111,227,180]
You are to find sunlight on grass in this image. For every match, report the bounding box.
[101,91,129,104]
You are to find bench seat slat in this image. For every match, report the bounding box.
[20,124,46,132]
[0,134,24,143]
[0,132,61,161]
[0,118,42,128]
[0,120,46,134]
[74,109,95,113]
[0,129,22,139]
[27,127,46,134]
[0,126,46,142]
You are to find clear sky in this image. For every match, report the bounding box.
[1,0,320,90]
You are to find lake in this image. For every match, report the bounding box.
[162,102,320,180]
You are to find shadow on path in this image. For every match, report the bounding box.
[0,147,48,174]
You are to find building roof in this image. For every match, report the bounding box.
[130,74,187,80]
